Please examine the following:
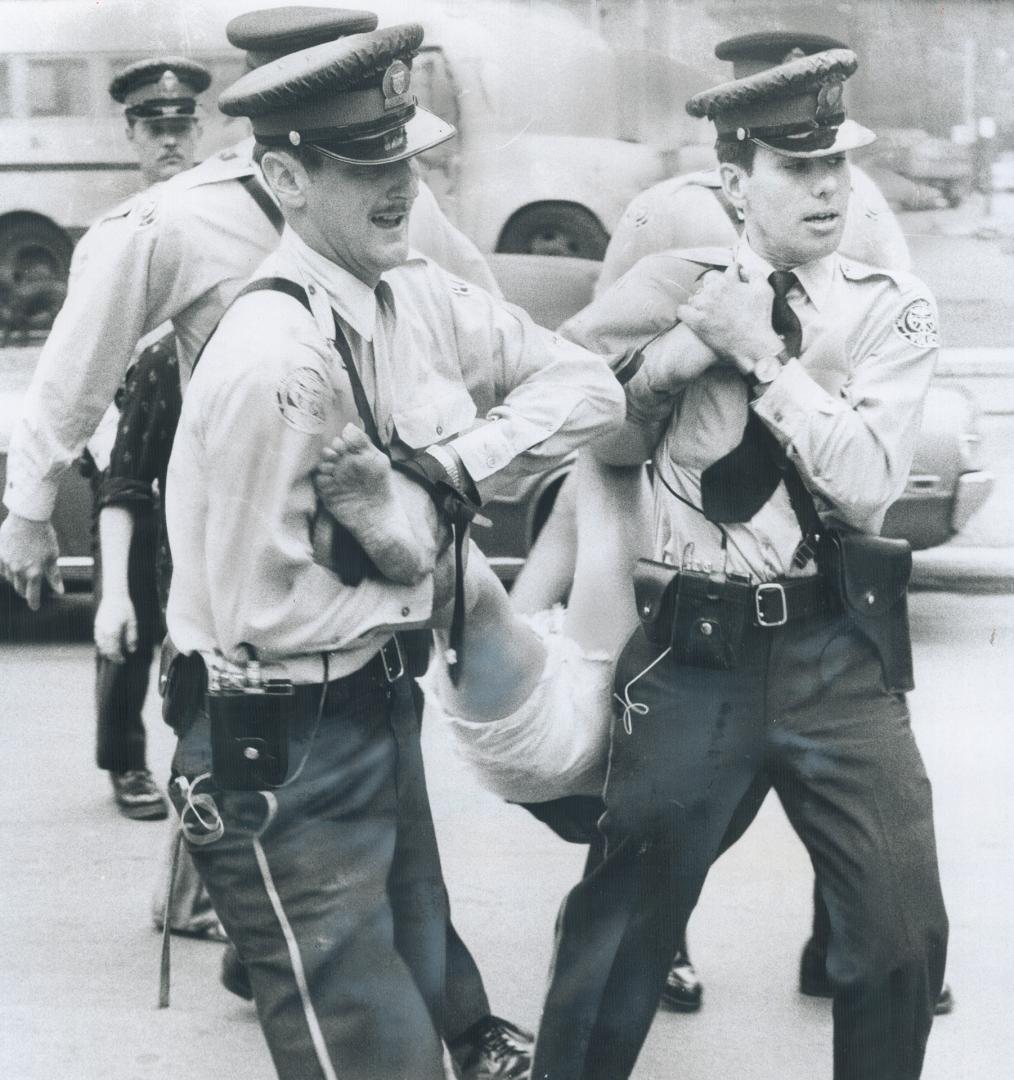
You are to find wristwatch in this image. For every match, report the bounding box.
[745,347,792,391]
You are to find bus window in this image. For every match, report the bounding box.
[27,58,89,117]
[0,61,10,117]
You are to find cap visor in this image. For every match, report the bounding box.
[311,106,455,165]
[756,118,876,159]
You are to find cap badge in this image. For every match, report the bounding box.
[815,81,844,125]
[289,131,301,146]
[158,70,182,96]
[382,61,412,111]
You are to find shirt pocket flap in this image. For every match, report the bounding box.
[392,386,477,449]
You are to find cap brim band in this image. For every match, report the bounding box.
[307,106,455,165]
[126,100,198,119]
[754,118,876,158]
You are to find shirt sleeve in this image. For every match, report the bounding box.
[753,286,939,532]
[436,273,625,501]
[173,320,434,661]
[3,191,180,520]
[100,336,181,514]
[595,183,739,296]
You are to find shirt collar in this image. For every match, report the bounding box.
[279,226,379,340]
[735,237,837,313]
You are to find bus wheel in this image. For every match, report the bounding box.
[498,203,608,261]
[0,216,73,337]
[0,215,74,282]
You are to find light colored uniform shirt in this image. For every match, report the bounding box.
[166,228,623,682]
[566,240,939,583]
[596,164,911,295]
[3,137,498,522]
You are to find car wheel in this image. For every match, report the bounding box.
[498,203,609,261]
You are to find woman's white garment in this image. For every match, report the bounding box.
[419,607,613,803]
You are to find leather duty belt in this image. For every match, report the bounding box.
[751,575,831,628]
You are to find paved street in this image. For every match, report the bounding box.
[1,587,1012,1079]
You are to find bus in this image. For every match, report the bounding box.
[0,0,688,330]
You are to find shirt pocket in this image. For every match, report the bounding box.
[392,382,477,449]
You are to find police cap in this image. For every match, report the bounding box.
[226,6,380,70]
[219,24,455,166]
[686,47,875,158]
[109,57,211,119]
[715,31,847,78]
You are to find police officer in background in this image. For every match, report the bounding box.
[163,23,621,1080]
[533,45,947,1080]
[0,8,553,1074]
[88,57,210,821]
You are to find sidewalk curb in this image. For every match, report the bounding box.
[911,544,1014,592]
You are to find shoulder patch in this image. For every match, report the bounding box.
[276,367,329,434]
[129,195,160,230]
[894,297,939,348]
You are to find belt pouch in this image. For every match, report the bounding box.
[671,569,752,669]
[824,530,914,693]
[633,558,679,648]
[633,559,751,669]
[160,643,208,736]
[208,683,294,790]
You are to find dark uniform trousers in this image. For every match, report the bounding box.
[532,610,948,1080]
[168,667,449,1080]
[92,500,161,773]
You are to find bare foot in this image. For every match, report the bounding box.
[314,424,430,585]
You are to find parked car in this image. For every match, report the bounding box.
[478,254,995,582]
[855,128,974,209]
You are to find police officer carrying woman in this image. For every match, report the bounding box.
[162,23,623,1080]
[533,45,948,1080]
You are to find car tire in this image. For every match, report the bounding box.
[498,202,609,261]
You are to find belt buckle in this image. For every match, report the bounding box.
[755,582,788,627]
[380,636,405,683]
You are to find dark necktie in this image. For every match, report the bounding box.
[699,270,802,524]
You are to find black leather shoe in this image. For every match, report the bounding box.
[448,1014,533,1080]
[220,943,253,1001]
[658,950,703,1013]
[799,938,954,1015]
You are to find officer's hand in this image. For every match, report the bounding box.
[676,266,784,374]
[0,512,64,611]
[94,594,138,663]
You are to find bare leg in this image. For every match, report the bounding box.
[509,453,652,655]
[315,424,428,585]
[509,470,579,615]
[433,455,651,722]
[561,454,653,657]
[432,548,547,723]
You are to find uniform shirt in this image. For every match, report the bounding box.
[166,228,623,681]
[596,164,911,295]
[564,240,939,583]
[3,138,499,522]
